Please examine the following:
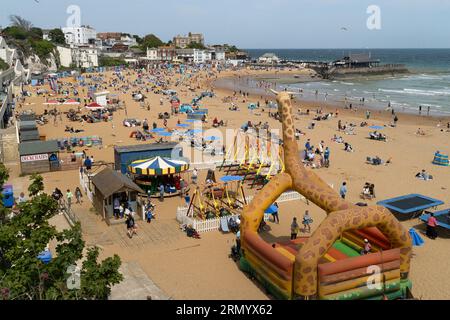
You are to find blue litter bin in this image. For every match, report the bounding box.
[1,184,14,208]
[37,250,52,264]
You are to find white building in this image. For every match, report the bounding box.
[57,45,99,68]
[62,26,97,45]
[146,48,158,61]
[214,49,226,61]
[120,35,137,47]
[258,53,280,64]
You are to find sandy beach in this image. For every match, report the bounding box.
[7,65,450,300]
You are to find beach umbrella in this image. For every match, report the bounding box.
[85,102,104,110]
[185,119,201,123]
[158,131,173,137]
[369,125,385,130]
[264,204,278,215]
[63,99,80,105]
[409,228,425,247]
[128,156,189,176]
[176,123,189,128]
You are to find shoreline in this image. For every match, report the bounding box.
[211,71,450,127]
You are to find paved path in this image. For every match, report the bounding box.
[109,261,170,300]
[72,205,183,250]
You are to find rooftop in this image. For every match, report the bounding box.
[19,140,59,156]
[92,167,144,197]
[114,142,179,154]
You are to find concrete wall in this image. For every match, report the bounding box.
[0,128,18,163]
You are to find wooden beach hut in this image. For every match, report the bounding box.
[91,167,145,225]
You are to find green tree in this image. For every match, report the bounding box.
[0,175,123,300]
[140,34,165,50]
[9,15,33,31]
[132,35,143,45]
[2,26,28,40]
[0,164,10,223]
[48,28,66,44]
[28,173,44,197]
[28,27,43,40]
[187,42,206,50]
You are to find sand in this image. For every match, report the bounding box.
[6,65,450,300]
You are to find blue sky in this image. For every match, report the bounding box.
[1,0,449,48]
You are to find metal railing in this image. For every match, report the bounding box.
[60,198,79,227]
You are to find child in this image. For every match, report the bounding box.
[302,210,313,233]
[146,208,154,223]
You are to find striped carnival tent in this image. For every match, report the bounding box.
[128,157,189,176]
[432,151,449,166]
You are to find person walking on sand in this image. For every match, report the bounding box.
[159,184,165,202]
[291,217,300,240]
[302,210,313,233]
[75,187,83,204]
[272,202,280,224]
[340,182,348,199]
[126,213,136,238]
[192,168,198,185]
[324,147,330,167]
[66,189,73,210]
[426,212,438,239]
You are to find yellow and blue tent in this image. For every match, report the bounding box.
[128,157,189,176]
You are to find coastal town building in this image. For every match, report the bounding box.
[213,49,226,61]
[57,45,99,68]
[62,26,97,45]
[173,32,205,49]
[145,46,177,62]
[97,33,138,47]
[258,53,280,64]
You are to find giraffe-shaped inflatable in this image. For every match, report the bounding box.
[240,92,412,299]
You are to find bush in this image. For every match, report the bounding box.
[2,26,28,40]
[0,58,9,71]
[99,56,128,67]
[30,39,55,60]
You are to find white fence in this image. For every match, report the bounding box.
[175,184,335,234]
[245,190,308,205]
[176,206,270,233]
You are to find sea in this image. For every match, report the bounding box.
[245,49,450,116]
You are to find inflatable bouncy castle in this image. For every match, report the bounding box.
[239,92,412,300]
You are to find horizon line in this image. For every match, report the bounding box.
[242,47,450,50]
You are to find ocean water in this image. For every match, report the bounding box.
[245,49,450,115]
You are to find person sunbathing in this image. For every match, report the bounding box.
[331,135,344,143]
[416,128,426,136]
[416,169,433,180]
[344,142,354,152]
